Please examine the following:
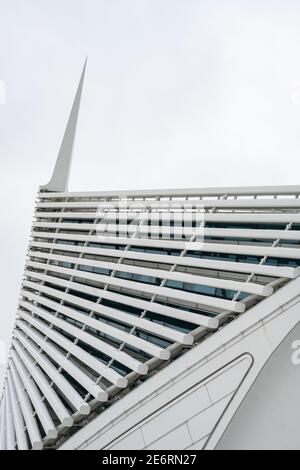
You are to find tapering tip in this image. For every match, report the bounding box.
[40,58,87,193]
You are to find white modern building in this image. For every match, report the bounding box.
[1,63,300,450]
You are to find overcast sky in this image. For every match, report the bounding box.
[1,0,300,388]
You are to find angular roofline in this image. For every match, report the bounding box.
[38,184,300,199]
[40,58,87,192]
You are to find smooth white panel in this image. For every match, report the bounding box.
[141,385,211,446]
[146,424,192,450]
[187,394,233,443]
[109,430,145,450]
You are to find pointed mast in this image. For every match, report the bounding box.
[41,58,87,192]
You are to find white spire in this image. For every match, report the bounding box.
[41,58,87,192]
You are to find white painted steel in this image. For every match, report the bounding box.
[30,225,300,241]
[8,365,43,450]
[18,302,128,387]
[35,198,300,209]
[3,104,300,450]
[10,350,58,439]
[18,306,170,364]
[16,321,107,403]
[37,184,300,198]
[16,313,148,376]
[4,384,16,450]
[13,330,91,416]
[34,210,300,225]
[22,275,224,326]
[0,394,6,450]
[21,286,216,330]
[23,268,245,313]
[5,62,300,450]
[27,250,273,296]
[6,375,28,450]
[28,233,299,278]
[12,340,73,427]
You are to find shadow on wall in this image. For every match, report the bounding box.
[216,321,300,450]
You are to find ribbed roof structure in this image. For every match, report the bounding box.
[1,62,300,450]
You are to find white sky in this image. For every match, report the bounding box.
[1,0,300,388]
